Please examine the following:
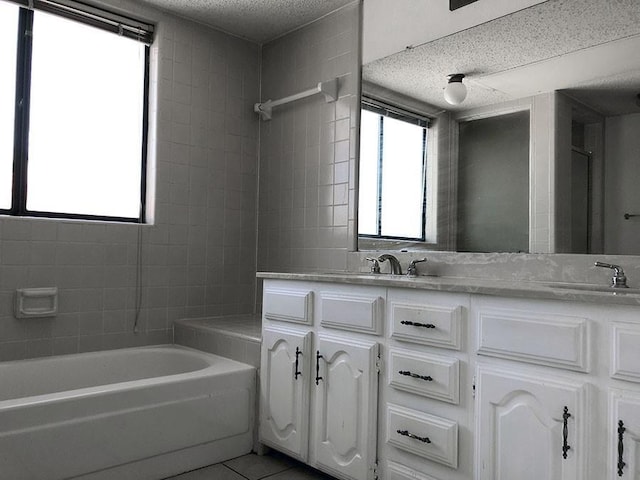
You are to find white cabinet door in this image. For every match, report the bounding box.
[476,365,588,480]
[610,389,640,479]
[260,327,312,461]
[312,334,379,480]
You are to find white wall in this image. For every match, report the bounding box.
[257,3,361,275]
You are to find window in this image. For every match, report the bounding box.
[358,99,429,240]
[1,0,153,222]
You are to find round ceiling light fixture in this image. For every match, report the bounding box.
[444,73,467,105]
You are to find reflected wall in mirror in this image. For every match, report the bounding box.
[358,0,640,255]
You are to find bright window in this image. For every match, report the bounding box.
[0,1,152,222]
[0,2,19,210]
[358,102,428,240]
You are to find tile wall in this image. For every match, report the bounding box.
[0,0,261,361]
[257,3,361,276]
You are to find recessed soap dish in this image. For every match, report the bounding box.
[15,287,58,319]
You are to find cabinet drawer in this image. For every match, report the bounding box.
[612,323,640,382]
[319,292,384,335]
[263,288,313,325]
[390,303,463,350]
[388,349,459,404]
[477,309,589,372]
[387,460,439,480]
[386,403,458,469]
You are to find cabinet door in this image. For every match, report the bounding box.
[260,327,312,461]
[476,365,587,480]
[313,334,379,480]
[611,389,640,479]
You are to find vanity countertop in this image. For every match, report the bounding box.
[257,271,640,306]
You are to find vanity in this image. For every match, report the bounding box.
[257,271,640,480]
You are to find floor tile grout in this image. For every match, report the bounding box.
[166,452,335,480]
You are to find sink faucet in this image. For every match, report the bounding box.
[378,254,402,275]
[365,257,381,274]
[406,258,427,277]
[594,262,629,288]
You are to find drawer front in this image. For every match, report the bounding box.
[320,292,384,335]
[387,460,439,480]
[612,323,640,382]
[389,349,459,404]
[477,309,589,372]
[390,303,463,350]
[386,403,458,469]
[263,288,313,325]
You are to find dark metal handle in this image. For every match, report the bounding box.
[618,420,626,476]
[400,320,435,328]
[294,347,302,380]
[397,429,431,444]
[562,406,571,459]
[399,370,433,382]
[315,351,323,385]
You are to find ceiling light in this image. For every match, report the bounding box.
[444,74,467,105]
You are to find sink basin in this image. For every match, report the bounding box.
[545,282,640,294]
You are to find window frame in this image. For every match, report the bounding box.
[358,98,429,242]
[1,3,151,224]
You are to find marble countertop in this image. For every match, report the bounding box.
[257,272,640,306]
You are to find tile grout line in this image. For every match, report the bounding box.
[221,463,251,479]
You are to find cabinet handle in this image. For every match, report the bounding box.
[398,370,433,382]
[397,429,431,444]
[562,406,571,459]
[618,420,626,476]
[400,320,435,329]
[315,350,323,385]
[294,347,302,380]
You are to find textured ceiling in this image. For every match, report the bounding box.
[137,0,355,43]
[364,0,640,116]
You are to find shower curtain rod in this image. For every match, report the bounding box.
[254,78,339,121]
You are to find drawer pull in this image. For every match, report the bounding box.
[398,370,433,382]
[315,350,323,385]
[294,347,302,380]
[397,429,431,444]
[562,406,571,459]
[401,320,436,329]
[618,420,626,476]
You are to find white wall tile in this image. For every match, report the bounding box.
[0,3,260,361]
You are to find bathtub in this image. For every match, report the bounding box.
[0,345,256,480]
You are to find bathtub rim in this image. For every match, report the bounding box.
[0,344,255,410]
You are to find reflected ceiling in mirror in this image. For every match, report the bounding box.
[359,0,640,255]
[363,0,640,115]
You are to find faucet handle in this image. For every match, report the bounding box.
[365,257,381,274]
[407,258,427,277]
[595,261,622,273]
[595,262,628,288]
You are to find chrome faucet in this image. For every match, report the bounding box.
[406,258,427,277]
[378,254,403,275]
[595,262,629,288]
[365,257,381,274]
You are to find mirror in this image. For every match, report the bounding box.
[358,0,640,255]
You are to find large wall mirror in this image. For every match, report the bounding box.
[358,0,640,256]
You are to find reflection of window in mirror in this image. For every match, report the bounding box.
[358,98,429,241]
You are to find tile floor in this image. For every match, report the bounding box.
[165,452,335,480]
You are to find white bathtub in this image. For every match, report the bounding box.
[0,345,256,480]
